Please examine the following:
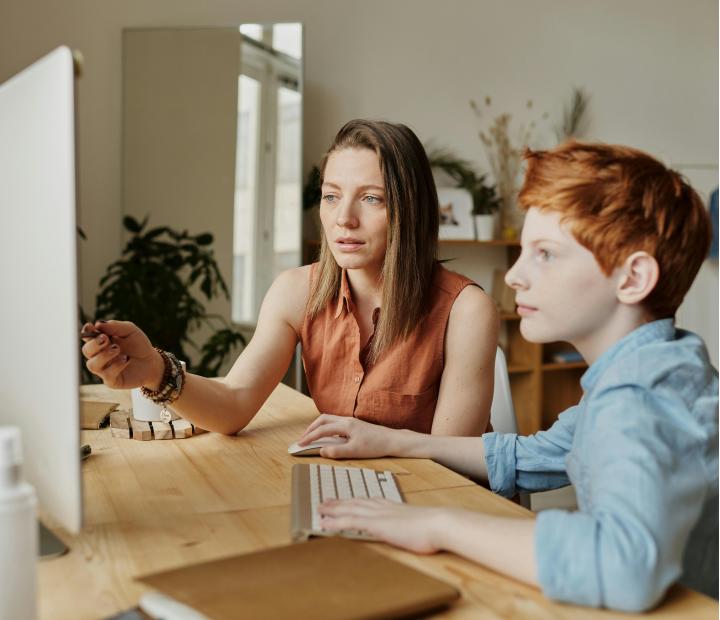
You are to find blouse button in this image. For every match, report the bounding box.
[353,376,361,383]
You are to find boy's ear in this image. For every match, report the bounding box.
[616,251,659,305]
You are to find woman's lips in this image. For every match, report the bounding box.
[335,238,365,252]
[516,304,538,316]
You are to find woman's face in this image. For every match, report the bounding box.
[319,148,388,273]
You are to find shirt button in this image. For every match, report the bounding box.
[353,376,361,383]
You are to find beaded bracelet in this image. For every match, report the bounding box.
[140,348,186,407]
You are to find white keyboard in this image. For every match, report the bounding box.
[290,463,404,541]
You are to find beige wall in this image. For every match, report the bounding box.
[1,0,717,357]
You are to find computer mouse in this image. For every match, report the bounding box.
[288,436,348,456]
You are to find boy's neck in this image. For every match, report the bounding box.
[573,307,654,366]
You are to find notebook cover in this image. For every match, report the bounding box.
[137,537,460,620]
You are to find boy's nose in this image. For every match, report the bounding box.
[505,259,527,290]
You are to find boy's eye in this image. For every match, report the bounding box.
[538,248,554,261]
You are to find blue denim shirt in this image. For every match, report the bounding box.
[483,319,718,612]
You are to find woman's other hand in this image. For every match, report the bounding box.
[319,499,447,554]
[298,414,405,459]
[80,320,163,389]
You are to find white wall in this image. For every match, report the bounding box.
[1,0,716,358]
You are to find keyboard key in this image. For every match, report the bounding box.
[348,468,367,498]
[361,468,383,498]
[320,465,337,501]
[335,468,353,500]
[378,471,403,502]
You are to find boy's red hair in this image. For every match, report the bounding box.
[518,141,711,318]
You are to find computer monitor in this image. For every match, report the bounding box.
[0,46,82,552]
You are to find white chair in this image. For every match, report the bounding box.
[489,346,518,434]
[489,347,578,512]
[488,346,533,509]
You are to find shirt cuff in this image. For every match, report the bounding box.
[482,432,518,498]
[535,509,601,607]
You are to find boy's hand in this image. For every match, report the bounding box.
[298,414,403,459]
[319,499,447,554]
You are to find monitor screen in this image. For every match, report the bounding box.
[0,46,82,534]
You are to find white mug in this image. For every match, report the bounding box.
[130,360,186,422]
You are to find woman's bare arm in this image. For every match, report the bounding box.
[431,285,499,436]
[83,266,311,435]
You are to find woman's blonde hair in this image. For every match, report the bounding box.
[307,119,439,363]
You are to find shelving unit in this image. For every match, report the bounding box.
[301,238,585,435]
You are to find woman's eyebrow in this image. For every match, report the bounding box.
[322,182,385,192]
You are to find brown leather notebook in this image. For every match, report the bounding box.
[137,537,460,619]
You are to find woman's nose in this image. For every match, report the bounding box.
[336,200,359,228]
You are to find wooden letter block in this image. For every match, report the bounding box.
[130,418,152,441]
[171,419,193,439]
[152,421,173,440]
[109,410,131,439]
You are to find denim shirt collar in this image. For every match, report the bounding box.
[580,318,676,392]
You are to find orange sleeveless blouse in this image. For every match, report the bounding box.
[301,264,478,433]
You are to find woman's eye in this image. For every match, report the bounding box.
[322,194,337,204]
[364,195,383,205]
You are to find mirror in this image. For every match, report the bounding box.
[122,24,303,338]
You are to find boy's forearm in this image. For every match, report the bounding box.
[432,509,539,587]
[391,431,489,481]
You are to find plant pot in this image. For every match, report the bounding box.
[474,214,496,241]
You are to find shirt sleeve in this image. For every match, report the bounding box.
[482,404,579,497]
[534,384,709,612]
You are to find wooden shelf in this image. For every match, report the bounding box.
[541,361,587,371]
[508,364,534,374]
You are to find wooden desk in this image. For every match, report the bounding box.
[40,384,716,619]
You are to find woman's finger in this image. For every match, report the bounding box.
[86,344,123,377]
[101,353,131,386]
[298,416,347,446]
[298,422,348,446]
[81,332,112,359]
[300,413,343,438]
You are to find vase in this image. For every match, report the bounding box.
[499,195,524,240]
[474,214,496,241]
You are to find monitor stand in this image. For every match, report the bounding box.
[39,521,69,559]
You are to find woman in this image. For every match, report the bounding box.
[82,120,498,436]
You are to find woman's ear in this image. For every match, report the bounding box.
[616,251,660,305]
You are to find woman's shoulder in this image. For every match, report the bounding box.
[449,283,498,327]
[434,263,480,295]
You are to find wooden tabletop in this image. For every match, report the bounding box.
[39,383,717,619]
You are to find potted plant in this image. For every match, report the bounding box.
[92,215,246,377]
[427,148,501,240]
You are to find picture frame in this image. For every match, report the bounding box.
[437,187,474,240]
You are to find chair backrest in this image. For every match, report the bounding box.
[489,346,518,434]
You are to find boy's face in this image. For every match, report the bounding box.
[505,207,622,347]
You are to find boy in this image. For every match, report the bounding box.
[299,142,718,612]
